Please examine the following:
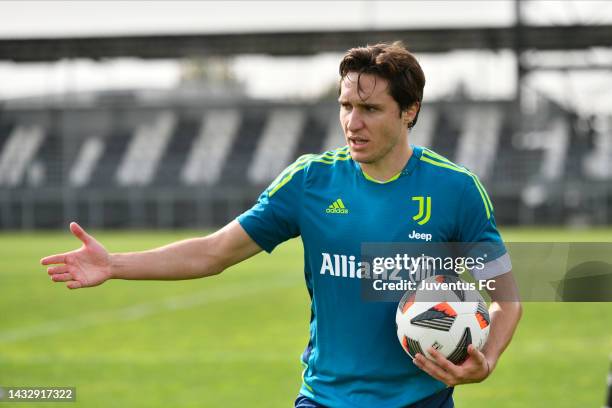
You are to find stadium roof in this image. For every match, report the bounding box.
[1,25,611,62]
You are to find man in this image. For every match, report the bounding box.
[41,42,521,408]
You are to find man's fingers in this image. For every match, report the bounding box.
[47,265,69,275]
[467,345,488,375]
[467,344,486,363]
[41,254,66,266]
[41,222,89,265]
[51,272,73,282]
[413,353,453,385]
[428,348,460,375]
[66,280,82,290]
[414,348,489,386]
[70,222,91,245]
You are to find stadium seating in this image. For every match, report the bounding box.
[0,94,609,229]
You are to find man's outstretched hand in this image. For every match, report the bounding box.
[40,222,112,289]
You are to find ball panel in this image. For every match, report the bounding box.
[410,302,457,331]
[401,335,424,360]
[452,314,487,352]
[446,327,471,365]
[476,301,490,328]
[417,329,456,360]
[431,302,458,317]
[411,316,455,332]
[398,292,416,314]
[451,301,478,315]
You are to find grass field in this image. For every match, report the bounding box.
[1,227,611,407]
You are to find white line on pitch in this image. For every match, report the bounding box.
[0,352,293,365]
[0,277,301,344]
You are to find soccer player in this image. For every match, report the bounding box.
[41,42,522,408]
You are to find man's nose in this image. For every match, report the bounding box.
[346,110,364,132]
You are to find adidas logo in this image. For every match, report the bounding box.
[326,198,349,214]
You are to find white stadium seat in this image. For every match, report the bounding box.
[116,112,176,186]
[0,125,45,187]
[248,109,305,184]
[181,109,241,186]
[69,137,105,187]
[456,105,502,180]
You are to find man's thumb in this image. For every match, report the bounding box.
[70,222,91,245]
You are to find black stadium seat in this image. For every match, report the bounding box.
[0,97,609,228]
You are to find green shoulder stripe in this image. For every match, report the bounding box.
[268,147,351,197]
[419,151,492,219]
[267,147,349,192]
[421,149,494,211]
[267,153,315,190]
[422,149,494,213]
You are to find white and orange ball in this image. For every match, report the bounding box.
[395,274,490,364]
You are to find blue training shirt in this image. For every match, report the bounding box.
[237,145,511,408]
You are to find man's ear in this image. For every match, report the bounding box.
[402,102,419,126]
[401,111,413,125]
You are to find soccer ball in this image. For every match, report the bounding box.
[395,274,490,364]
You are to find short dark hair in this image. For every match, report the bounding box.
[339,41,426,128]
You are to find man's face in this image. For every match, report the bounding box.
[338,72,409,165]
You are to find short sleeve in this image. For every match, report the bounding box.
[456,175,512,280]
[237,157,306,253]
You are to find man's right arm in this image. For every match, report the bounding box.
[41,221,262,289]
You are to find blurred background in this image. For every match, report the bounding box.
[1,1,612,407]
[1,0,611,230]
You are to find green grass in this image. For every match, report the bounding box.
[1,228,611,407]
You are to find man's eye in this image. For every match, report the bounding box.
[366,106,377,112]
[341,103,352,110]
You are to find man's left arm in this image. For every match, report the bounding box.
[413,271,522,386]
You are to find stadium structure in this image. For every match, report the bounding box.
[0,8,611,230]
